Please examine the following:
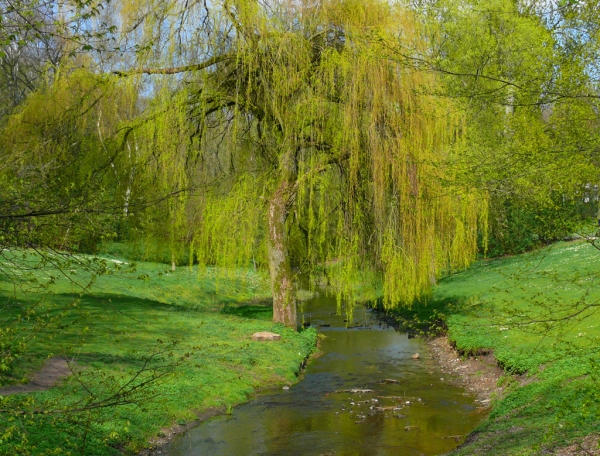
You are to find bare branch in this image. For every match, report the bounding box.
[113,54,231,76]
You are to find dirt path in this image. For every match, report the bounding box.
[0,357,74,395]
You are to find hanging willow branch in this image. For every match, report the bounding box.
[107,0,488,324]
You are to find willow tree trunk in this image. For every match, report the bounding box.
[597,188,600,228]
[267,179,297,329]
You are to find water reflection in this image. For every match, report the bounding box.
[168,295,483,456]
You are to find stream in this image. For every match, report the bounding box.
[167,294,484,456]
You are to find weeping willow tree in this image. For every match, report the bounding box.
[115,0,487,328]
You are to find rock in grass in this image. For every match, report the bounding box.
[251,331,281,341]
[412,353,420,359]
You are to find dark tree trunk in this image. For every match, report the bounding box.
[267,178,297,329]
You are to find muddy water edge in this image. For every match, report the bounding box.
[165,294,486,456]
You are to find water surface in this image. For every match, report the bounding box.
[168,295,483,456]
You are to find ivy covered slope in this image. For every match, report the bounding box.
[430,241,600,454]
[0,252,316,456]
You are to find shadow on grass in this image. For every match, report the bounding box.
[221,301,273,321]
[372,295,469,333]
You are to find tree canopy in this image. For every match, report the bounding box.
[1,0,599,325]
[6,0,600,328]
[101,0,486,327]
[409,0,600,255]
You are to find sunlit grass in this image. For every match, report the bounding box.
[418,241,600,454]
[0,252,316,455]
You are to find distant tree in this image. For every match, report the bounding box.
[407,0,600,255]
[0,0,117,120]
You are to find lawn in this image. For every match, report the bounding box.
[416,241,600,454]
[0,251,317,455]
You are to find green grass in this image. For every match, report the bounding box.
[10,241,600,454]
[407,241,600,454]
[0,252,317,455]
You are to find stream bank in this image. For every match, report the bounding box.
[428,336,505,407]
[139,348,320,456]
[161,295,485,456]
[423,241,600,455]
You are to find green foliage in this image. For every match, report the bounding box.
[486,193,591,256]
[0,69,141,254]
[167,0,488,311]
[415,0,600,257]
[3,0,600,450]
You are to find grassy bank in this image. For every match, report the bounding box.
[0,253,317,455]
[405,241,600,454]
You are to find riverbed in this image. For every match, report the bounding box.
[166,294,483,455]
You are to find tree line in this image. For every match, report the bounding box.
[0,0,598,322]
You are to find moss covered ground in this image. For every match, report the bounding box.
[407,241,600,454]
[0,253,317,455]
